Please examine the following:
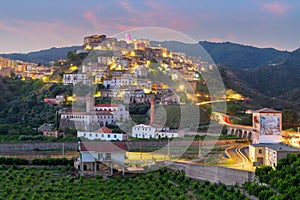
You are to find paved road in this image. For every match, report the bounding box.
[222,145,254,172]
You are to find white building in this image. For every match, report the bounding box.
[252,108,282,144]
[135,65,148,77]
[61,111,114,127]
[124,89,152,104]
[74,141,127,175]
[78,126,127,141]
[132,124,180,139]
[249,143,300,168]
[98,56,112,65]
[94,104,130,122]
[63,73,91,85]
[103,75,133,89]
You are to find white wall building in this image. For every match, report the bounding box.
[63,73,91,85]
[132,124,179,139]
[78,127,127,141]
[61,111,114,127]
[252,108,282,144]
[75,141,127,175]
[103,75,133,89]
[98,56,112,65]
[94,104,130,122]
[135,65,148,77]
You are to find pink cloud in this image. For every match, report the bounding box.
[83,1,194,36]
[83,10,98,26]
[118,0,137,13]
[209,38,222,43]
[261,2,288,15]
[0,21,21,33]
[227,34,235,41]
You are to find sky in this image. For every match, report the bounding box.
[0,0,300,53]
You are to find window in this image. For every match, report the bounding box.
[106,153,111,160]
[98,153,103,160]
[258,149,263,154]
[114,135,117,138]
[96,134,98,137]
[108,135,110,138]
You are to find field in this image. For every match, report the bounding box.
[0,166,247,200]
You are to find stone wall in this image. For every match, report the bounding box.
[166,161,255,185]
[0,142,78,152]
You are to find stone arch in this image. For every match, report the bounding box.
[231,128,235,135]
[242,130,247,138]
[247,131,252,141]
[238,130,243,138]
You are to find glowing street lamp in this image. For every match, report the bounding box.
[179,85,185,91]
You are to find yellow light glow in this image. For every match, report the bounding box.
[94,91,101,97]
[162,51,167,58]
[146,60,151,65]
[179,85,184,91]
[110,62,116,70]
[69,65,78,71]
[130,51,135,57]
[67,96,75,101]
[42,76,49,82]
[85,45,92,50]
[143,88,151,94]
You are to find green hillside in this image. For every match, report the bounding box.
[0,46,81,64]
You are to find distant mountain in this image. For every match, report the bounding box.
[0,46,81,64]
[239,48,300,98]
[152,40,299,109]
[152,41,290,69]
[200,41,290,68]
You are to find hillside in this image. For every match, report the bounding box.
[1,41,299,110]
[219,66,298,110]
[200,41,289,68]
[0,46,81,64]
[234,48,300,99]
[151,41,290,69]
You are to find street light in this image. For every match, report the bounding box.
[179,85,184,91]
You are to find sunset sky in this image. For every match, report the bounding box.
[1,0,299,53]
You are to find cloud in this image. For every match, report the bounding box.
[83,10,98,26]
[0,21,20,33]
[117,0,137,13]
[227,34,235,41]
[0,19,85,53]
[82,1,194,35]
[209,38,222,43]
[261,2,288,15]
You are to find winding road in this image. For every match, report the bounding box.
[223,144,254,171]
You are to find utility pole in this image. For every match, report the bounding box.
[167,137,170,158]
[62,143,65,158]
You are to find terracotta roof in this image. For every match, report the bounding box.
[79,142,128,152]
[253,108,281,113]
[95,126,112,133]
[95,104,119,107]
[61,111,112,115]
